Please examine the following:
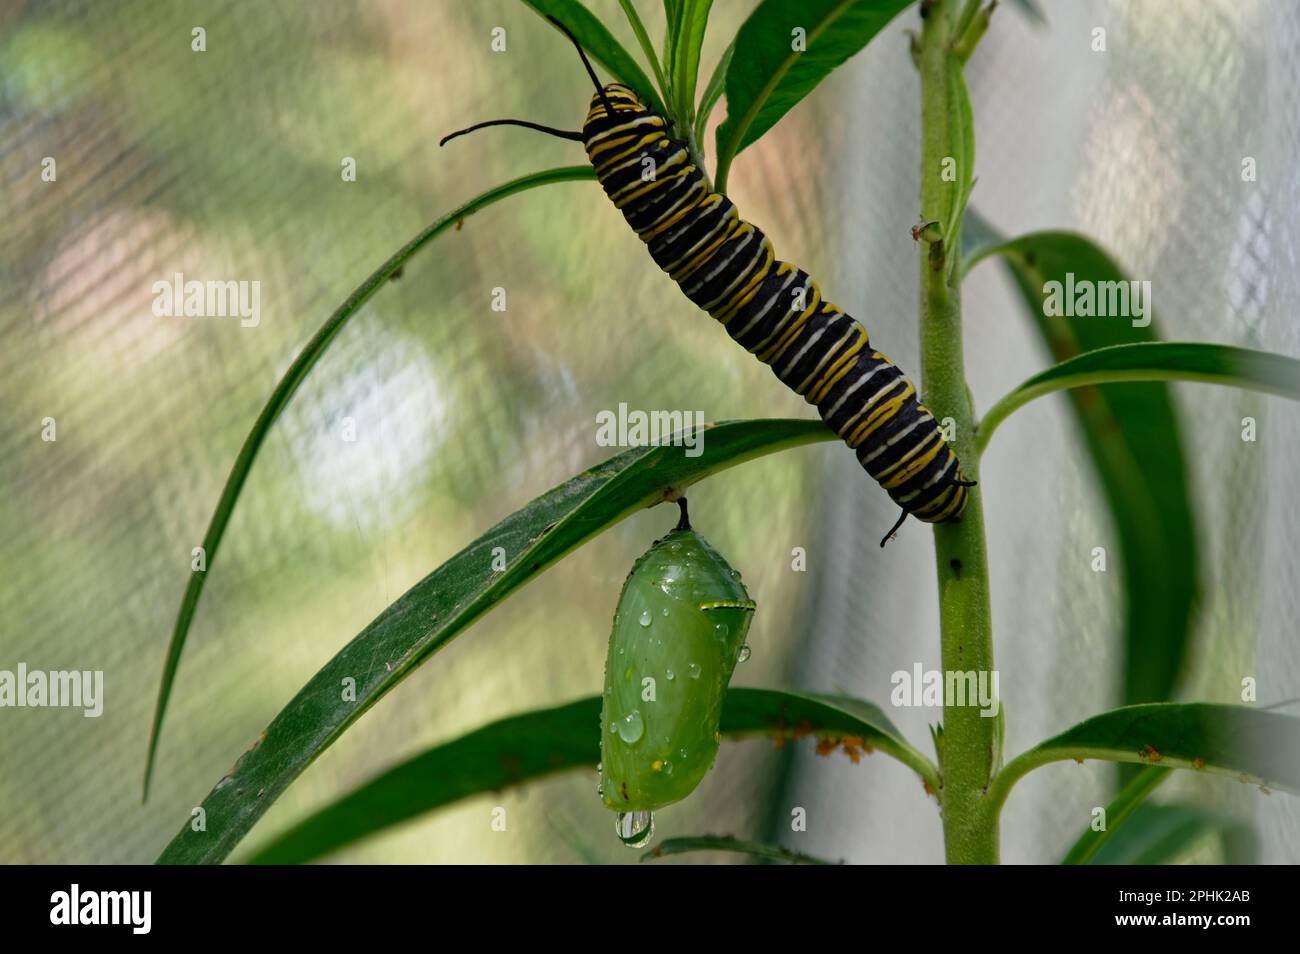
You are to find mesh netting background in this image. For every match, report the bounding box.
[0,0,1296,864]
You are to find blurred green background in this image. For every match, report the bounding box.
[2,0,1298,863]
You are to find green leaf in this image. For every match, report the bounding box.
[987,703,1300,819]
[979,342,1300,453]
[964,216,1198,711]
[668,0,713,126]
[713,0,914,192]
[1086,803,1259,865]
[1061,765,1170,865]
[694,38,734,144]
[153,420,841,864]
[235,688,931,864]
[142,165,599,800]
[618,0,671,106]
[642,834,838,864]
[662,0,682,85]
[522,0,667,116]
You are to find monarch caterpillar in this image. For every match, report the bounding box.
[442,18,976,544]
[598,499,753,845]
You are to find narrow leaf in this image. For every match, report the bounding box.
[662,0,682,96]
[242,688,928,864]
[694,39,734,144]
[618,0,670,104]
[1086,803,1259,865]
[979,342,1300,452]
[143,166,598,799]
[714,0,914,192]
[964,215,1198,711]
[670,0,714,125]
[154,419,838,864]
[1060,765,1170,865]
[642,834,838,864]
[988,703,1300,818]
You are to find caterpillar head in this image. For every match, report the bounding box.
[583,84,653,134]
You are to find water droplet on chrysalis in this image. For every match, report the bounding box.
[687,662,701,679]
[665,668,675,681]
[639,610,652,627]
[737,644,752,663]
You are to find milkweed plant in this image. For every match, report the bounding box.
[146,0,1300,865]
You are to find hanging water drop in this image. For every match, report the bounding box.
[617,709,644,743]
[615,810,654,847]
[737,644,752,663]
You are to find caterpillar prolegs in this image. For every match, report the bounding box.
[441,20,975,542]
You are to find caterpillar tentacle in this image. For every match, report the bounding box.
[583,85,971,528]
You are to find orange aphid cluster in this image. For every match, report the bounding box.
[768,720,875,764]
[813,735,874,763]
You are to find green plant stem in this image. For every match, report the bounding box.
[917,0,998,864]
[684,125,712,191]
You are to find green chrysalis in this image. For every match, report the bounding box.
[599,499,755,844]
